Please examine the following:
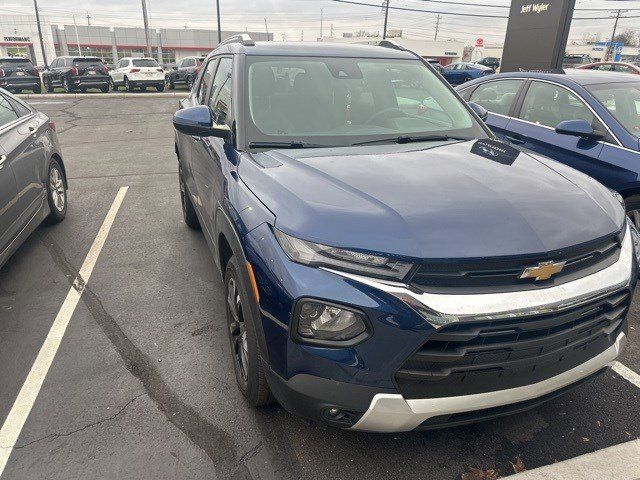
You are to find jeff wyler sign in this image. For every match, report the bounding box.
[3,36,31,43]
[501,0,576,72]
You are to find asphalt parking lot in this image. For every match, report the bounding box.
[1,96,639,480]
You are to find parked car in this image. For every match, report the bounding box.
[457,70,640,223]
[165,56,205,90]
[0,88,67,269]
[425,58,444,74]
[477,56,501,70]
[578,62,640,75]
[442,62,494,85]
[42,56,109,93]
[172,36,637,432]
[110,57,165,92]
[0,57,41,94]
[563,54,593,68]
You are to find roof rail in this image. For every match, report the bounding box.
[217,34,255,48]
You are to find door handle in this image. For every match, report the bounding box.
[505,134,525,145]
[0,155,6,170]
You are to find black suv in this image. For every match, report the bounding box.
[477,57,500,70]
[42,56,110,93]
[165,56,205,90]
[0,57,41,93]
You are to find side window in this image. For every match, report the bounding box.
[0,95,19,128]
[519,81,594,129]
[10,98,31,117]
[197,58,218,105]
[469,80,523,116]
[51,59,59,68]
[184,59,195,68]
[208,57,232,125]
[614,64,633,74]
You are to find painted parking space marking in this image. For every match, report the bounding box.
[612,361,640,389]
[26,101,69,105]
[0,187,128,477]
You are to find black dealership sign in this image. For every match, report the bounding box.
[501,0,576,72]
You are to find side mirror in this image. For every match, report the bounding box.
[555,119,604,140]
[173,105,231,139]
[468,102,489,122]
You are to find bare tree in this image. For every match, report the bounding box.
[613,29,638,47]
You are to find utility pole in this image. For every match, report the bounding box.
[320,8,323,40]
[33,0,48,67]
[72,14,81,54]
[215,0,222,44]
[606,9,627,61]
[382,0,390,40]
[264,18,269,40]
[301,30,304,41]
[434,14,441,41]
[141,0,152,57]
[86,11,91,26]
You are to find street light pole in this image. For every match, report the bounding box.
[72,14,81,54]
[382,0,390,40]
[216,0,222,44]
[141,0,153,58]
[33,0,48,67]
[320,8,323,40]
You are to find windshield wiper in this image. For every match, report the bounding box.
[248,141,329,149]
[351,135,469,146]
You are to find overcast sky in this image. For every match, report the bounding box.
[3,0,640,46]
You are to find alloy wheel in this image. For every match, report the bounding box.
[227,277,249,383]
[49,166,66,212]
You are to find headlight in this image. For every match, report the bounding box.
[274,229,413,280]
[293,299,369,345]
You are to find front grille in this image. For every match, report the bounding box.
[395,288,630,399]
[409,232,622,294]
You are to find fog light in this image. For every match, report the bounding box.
[294,299,368,345]
[327,408,341,417]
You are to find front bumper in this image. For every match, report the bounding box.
[245,223,635,432]
[352,332,626,432]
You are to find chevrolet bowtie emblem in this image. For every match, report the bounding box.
[520,260,566,281]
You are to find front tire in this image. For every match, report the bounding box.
[224,256,273,406]
[178,166,200,230]
[33,84,42,94]
[44,78,54,93]
[100,84,109,93]
[125,77,134,92]
[156,83,165,92]
[45,158,67,224]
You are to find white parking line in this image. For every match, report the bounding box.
[612,361,640,388]
[0,187,128,477]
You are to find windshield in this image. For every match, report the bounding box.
[587,82,640,139]
[133,59,159,67]
[0,58,33,67]
[246,56,485,147]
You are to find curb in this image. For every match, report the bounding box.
[17,92,189,99]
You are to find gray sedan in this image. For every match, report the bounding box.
[0,88,67,268]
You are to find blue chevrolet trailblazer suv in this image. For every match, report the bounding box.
[172,36,638,432]
[457,70,640,226]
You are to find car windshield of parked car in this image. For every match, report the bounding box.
[246,57,485,146]
[132,59,158,67]
[587,82,640,139]
[0,58,33,68]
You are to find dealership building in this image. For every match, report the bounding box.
[0,14,271,66]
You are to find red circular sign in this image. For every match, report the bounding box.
[475,38,484,47]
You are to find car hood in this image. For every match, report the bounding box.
[239,139,624,260]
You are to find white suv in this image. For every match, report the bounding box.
[110,57,165,92]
